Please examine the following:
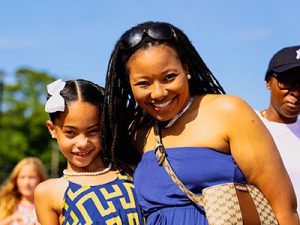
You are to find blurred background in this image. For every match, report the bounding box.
[0,0,299,181]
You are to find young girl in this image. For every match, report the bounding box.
[0,157,47,225]
[34,79,144,225]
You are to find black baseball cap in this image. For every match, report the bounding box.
[265,45,300,80]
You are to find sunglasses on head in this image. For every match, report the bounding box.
[122,23,177,48]
[272,72,300,90]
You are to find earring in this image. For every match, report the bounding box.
[267,86,270,90]
[51,134,55,139]
[187,74,192,80]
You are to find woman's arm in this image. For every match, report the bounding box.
[220,95,299,224]
[34,179,64,225]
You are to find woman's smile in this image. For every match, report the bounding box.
[128,45,190,122]
[151,98,173,111]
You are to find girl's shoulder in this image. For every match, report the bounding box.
[35,178,68,210]
[36,177,68,192]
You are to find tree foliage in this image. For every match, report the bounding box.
[0,68,66,182]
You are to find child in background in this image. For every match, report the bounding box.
[0,157,47,225]
[34,79,144,225]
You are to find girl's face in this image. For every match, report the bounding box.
[127,45,190,122]
[17,164,41,200]
[47,101,102,171]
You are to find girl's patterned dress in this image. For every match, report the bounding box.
[61,170,144,225]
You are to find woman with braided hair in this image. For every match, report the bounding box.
[102,21,299,224]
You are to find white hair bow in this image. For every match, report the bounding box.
[45,79,66,113]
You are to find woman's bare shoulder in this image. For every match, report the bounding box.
[199,94,254,118]
[201,94,250,109]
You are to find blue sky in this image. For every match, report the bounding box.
[1,0,299,110]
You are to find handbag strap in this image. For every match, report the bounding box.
[154,122,204,206]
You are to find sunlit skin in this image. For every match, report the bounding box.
[46,101,104,173]
[127,44,190,122]
[17,164,41,204]
[264,75,300,123]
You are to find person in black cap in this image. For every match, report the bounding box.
[256,45,300,214]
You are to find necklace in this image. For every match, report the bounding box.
[261,110,268,119]
[63,162,112,177]
[165,97,194,128]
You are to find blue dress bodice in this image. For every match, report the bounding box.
[134,147,246,225]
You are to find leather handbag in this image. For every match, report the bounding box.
[154,123,278,225]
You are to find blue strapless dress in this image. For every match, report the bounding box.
[134,147,246,225]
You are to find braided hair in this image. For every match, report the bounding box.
[102,21,226,168]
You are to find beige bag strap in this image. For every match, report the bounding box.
[154,122,204,206]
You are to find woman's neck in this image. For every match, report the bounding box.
[261,108,298,124]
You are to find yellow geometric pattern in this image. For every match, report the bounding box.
[100,184,123,199]
[120,183,136,209]
[117,172,134,182]
[105,216,122,225]
[61,171,144,225]
[127,213,141,225]
[67,186,90,201]
[70,211,79,225]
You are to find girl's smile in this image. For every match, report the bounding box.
[47,101,103,172]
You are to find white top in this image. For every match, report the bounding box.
[11,202,38,225]
[256,110,300,213]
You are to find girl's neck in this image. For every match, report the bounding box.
[64,168,118,186]
[67,157,107,173]
[19,197,34,207]
[64,162,112,177]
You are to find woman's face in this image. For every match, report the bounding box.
[127,45,190,121]
[17,164,41,199]
[267,74,300,123]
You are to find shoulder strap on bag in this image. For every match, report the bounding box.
[154,122,204,206]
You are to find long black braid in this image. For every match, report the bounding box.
[102,21,226,173]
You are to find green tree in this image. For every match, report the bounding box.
[0,68,66,182]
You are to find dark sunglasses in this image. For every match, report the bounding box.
[122,23,177,48]
[272,72,300,90]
